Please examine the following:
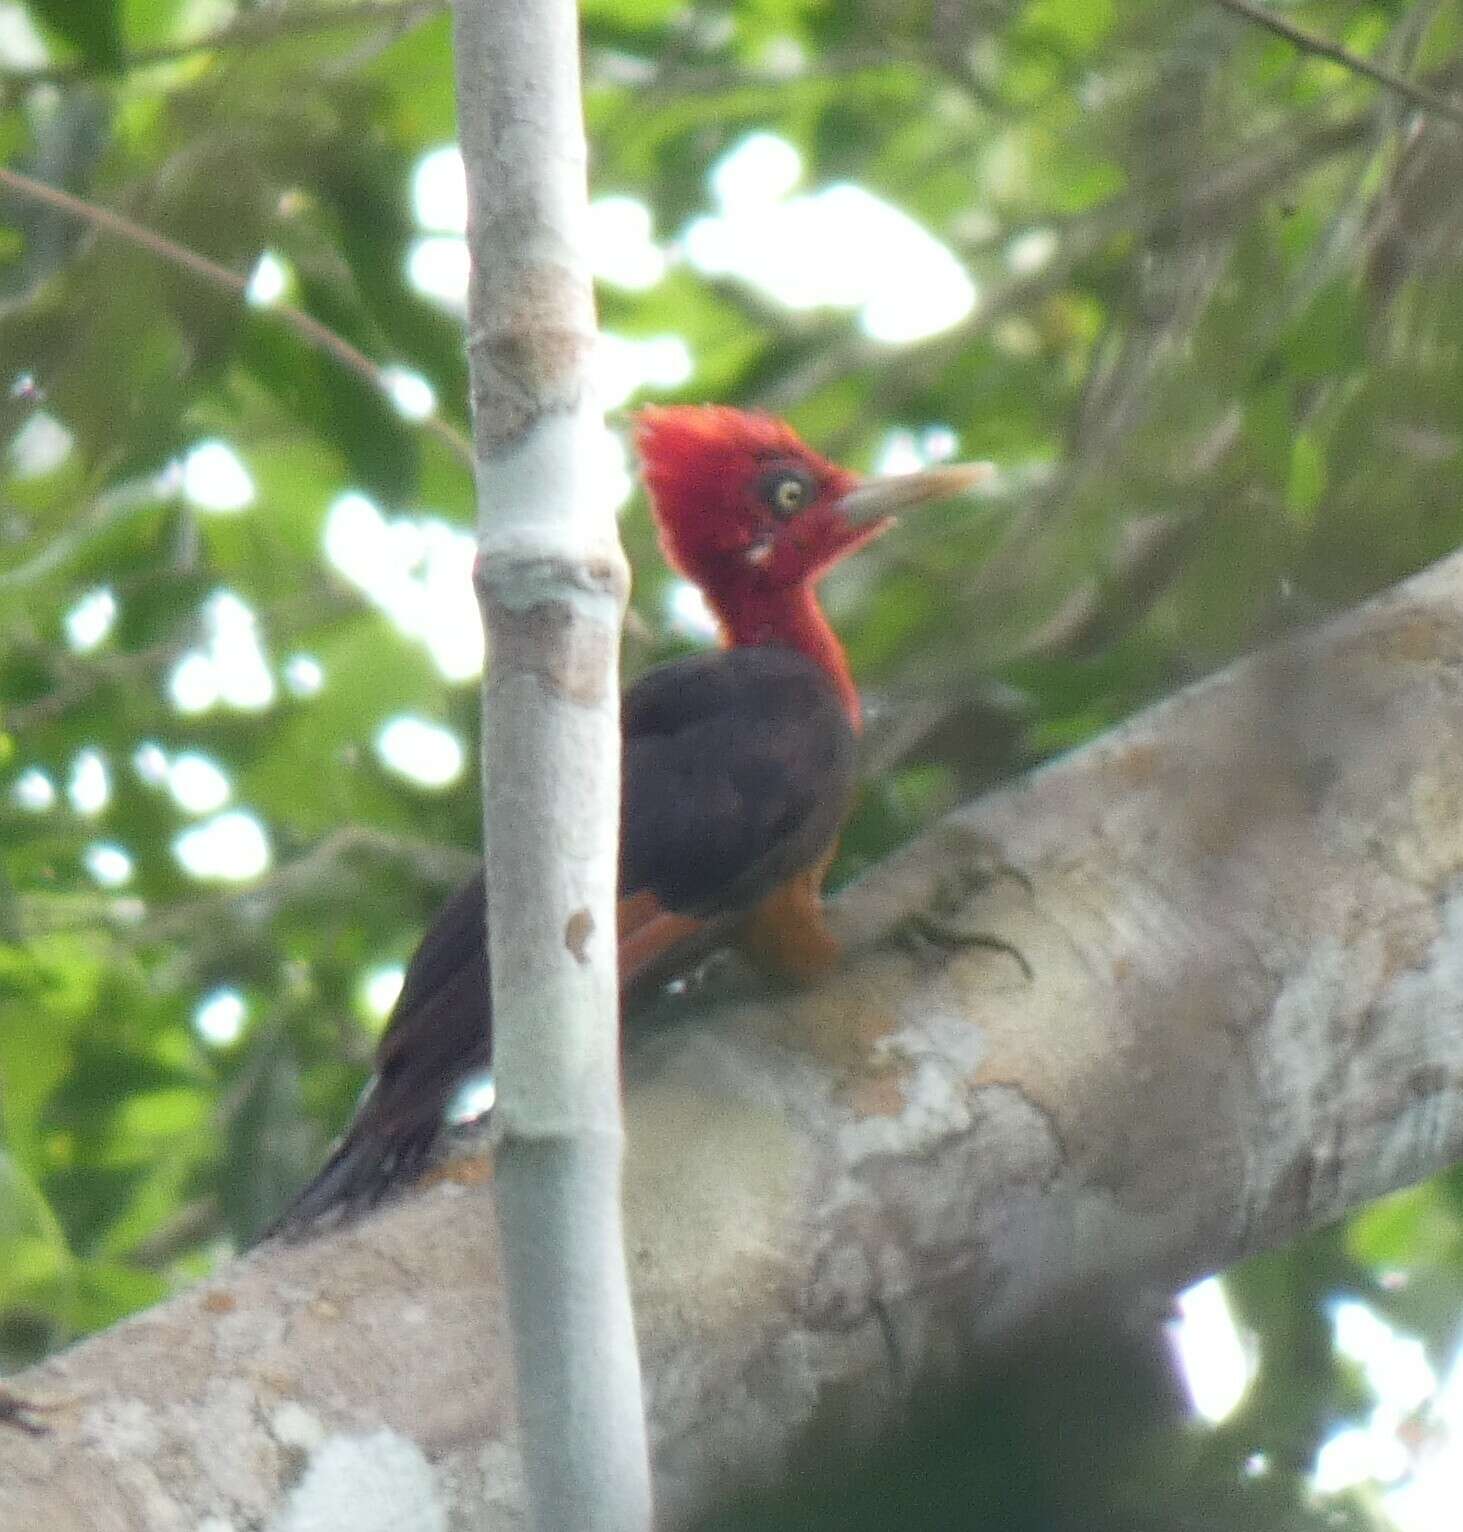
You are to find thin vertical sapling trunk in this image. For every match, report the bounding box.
[450,2,651,1528]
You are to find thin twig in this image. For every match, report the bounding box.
[0,165,472,467]
[127,826,480,947]
[0,486,160,594]
[0,0,447,87]
[1214,0,1463,128]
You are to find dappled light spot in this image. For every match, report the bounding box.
[1332,1298,1436,1409]
[710,131,802,209]
[205,594,275,708]
[874,426,961,478]
[83,842,133,888]
[246,250,289,306]
[173,810,272,882]
[923,426,958,461]
[876,432,926,477]
[1169,1275,1253,1424]
[1379,1343,1463,1530]
[9,412,73,478]
[1314,1424,1406,1496]
[588,197,667,290]
[168,591,276,716]
[132,742,168,785]
[1006,228,1058,275]
[412,144,466,233]
[67,749,110,817]
[194,987,247,1047]
[323,492,483,681]
[11,767,55,812]
[168,751,231,815]
[596,333,693,409]
[0,4,46,69]
[283,653,325,698]
[168,652,219,715]
[361,964,405,1024]
[407,235,469,310]
[665,579,718,643]
[753,34,807,78]
[445,1069,496,1127]
[181,440,255,514]
[375,715,465,789]
[63,587,117,652]
[381,367,437,423]
[685,133,976,343]
[1311,1299,1444,1510]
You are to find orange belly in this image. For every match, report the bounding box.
[616,843,841,993]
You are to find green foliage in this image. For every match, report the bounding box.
[2,0,1463,1522]
[24,0,122,72]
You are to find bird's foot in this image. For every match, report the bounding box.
[891,851,1034,981]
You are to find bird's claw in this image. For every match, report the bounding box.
[929,848,1033,912]
[891,853,1035,981]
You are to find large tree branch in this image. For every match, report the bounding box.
[7,550,1463,1528]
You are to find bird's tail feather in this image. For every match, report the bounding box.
[259,1106,441,1242]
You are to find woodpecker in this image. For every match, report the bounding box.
[272,406,988,1233]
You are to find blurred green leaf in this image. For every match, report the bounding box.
[0,1152,69,1296]
[1349,1182,1461,1271]
[23,0,123,69]
[1287,432,1325,526]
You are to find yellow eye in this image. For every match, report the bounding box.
[762,469,813,518]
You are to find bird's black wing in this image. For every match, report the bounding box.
[620,644,856,914]
[267,644,855,1235]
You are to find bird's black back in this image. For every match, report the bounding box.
[268,644,855,1234]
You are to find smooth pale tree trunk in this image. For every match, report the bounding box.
[6,550,1463,1528]
[452,0,648,1528]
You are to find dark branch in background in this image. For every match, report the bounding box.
[0,166,472,468]
[1213,0,1463,128]
[0,0,447,88]
[1285,0,1443,313]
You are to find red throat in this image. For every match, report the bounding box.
[710,583,862,729]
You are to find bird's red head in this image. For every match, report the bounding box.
[635,406,877,597]
[634,404,990,723]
